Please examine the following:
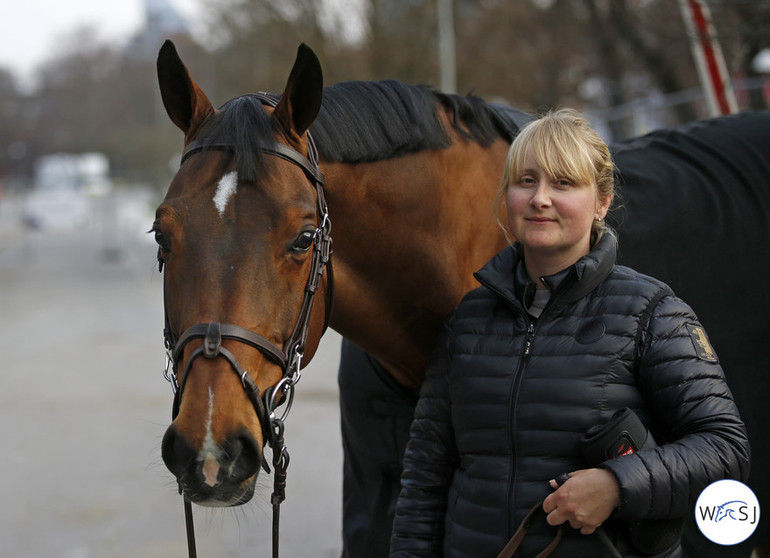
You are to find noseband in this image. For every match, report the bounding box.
[159,92,332,558]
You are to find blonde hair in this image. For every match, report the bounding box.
[495,108,616,245]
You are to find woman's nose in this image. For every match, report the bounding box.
[530,180,552,207]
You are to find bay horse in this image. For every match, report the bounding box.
[154,40,769,557]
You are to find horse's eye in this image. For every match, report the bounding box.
[291,230,315,253]
[151,227,166,249]
[150,223,170,252]
[149,224,170,272]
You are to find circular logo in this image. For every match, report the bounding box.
[695,480,760,545]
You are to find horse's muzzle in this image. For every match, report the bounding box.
[161,425,262,506]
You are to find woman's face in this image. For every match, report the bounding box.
[506,152,610,267]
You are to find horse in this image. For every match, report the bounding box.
[154,40,769,557]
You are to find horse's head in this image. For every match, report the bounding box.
[155,41,330,506]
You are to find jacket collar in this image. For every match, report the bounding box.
[473,234,618,311]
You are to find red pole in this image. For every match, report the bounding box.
[679,0,737,116]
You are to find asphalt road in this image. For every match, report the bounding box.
[0,191,344,558]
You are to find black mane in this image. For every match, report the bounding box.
[194,83,529,174]
[311,80,524,163]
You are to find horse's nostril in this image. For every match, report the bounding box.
[161,425,196,478]
[224,429,262,483]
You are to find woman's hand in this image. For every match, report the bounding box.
[542,468,621,535]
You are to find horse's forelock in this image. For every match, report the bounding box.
[195,95,275,183]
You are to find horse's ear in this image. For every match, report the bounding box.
[157,40,214,138]
[274,43,323,138]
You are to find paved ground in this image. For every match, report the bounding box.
[0,190,344,558]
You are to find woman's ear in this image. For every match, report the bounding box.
[596,193,614,220]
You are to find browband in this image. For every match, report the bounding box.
[180,140,325,185]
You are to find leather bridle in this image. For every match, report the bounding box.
[159,93,333,558]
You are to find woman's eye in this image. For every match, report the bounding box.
[291,230,315,253]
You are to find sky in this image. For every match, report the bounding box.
[0,0,202,89]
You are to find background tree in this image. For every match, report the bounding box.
[1,0,768,192]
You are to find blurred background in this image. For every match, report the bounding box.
[0,0,769,557]
[1,0,770,199]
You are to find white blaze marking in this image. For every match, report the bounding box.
[203,453,220,487]
[201,388,220,487]
[213,171,238,217]
[203,387,216,451]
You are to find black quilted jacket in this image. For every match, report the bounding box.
[390,235,750,558]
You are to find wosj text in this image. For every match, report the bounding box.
[698,500,758,525]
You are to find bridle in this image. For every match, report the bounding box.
[158,92,333,558]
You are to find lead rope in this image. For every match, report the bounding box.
[269,419,289,558]
[184,500,197,558]
[496,474,622,558]
[496,501,564,558]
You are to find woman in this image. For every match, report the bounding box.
[389,108,750,557]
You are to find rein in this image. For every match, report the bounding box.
[159,92,332,558]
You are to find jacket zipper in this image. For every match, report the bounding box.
[523,322,535,356]
[507,319,536,536]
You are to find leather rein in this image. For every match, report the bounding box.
[159,92,333,558]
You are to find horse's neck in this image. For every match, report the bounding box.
[322,141,510,388]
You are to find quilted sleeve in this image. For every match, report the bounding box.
[603,293,751,520]
[390,326,459,557]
